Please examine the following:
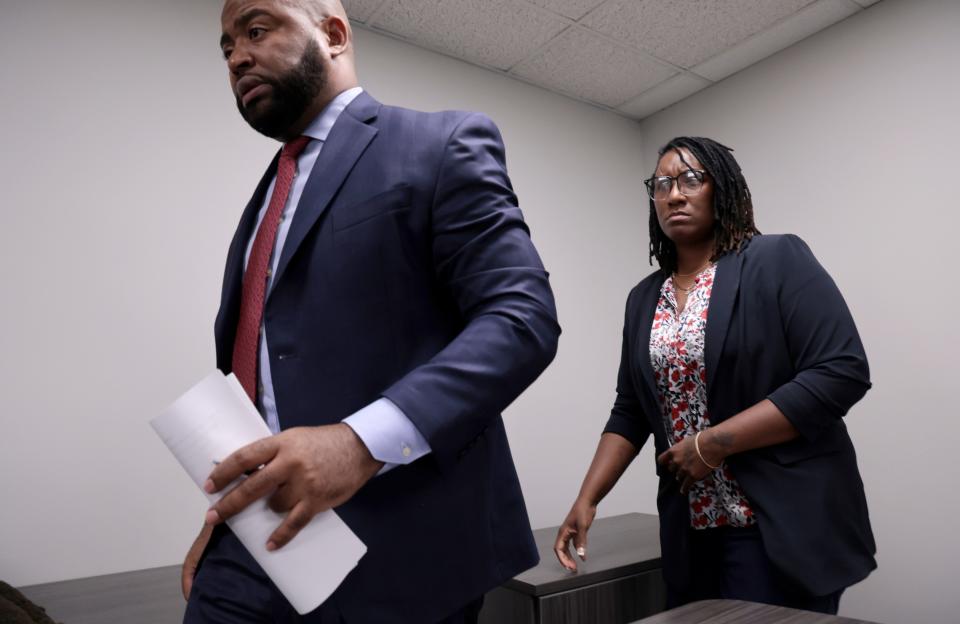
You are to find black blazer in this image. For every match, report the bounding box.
[604,234,876,596]
[214,93,560,622]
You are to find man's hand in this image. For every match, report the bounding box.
[656,434,718,495]
[181,523,213,601]
[553,498,596,572]
[203,424,383,551]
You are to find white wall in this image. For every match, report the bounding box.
[3,1,955,622]
[637,0,960,622]
[0,0,656,588]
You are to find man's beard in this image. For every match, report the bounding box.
[237,39,327,140]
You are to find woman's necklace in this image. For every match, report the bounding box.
[674,260,713,278]
[672,260,713,293]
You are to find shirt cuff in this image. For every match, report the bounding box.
[343,397,431,474]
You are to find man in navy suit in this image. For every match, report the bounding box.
[180,1,561,622]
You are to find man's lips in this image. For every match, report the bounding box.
[241,84,270,106]
[666,212,692,223]
[236,76,270,106]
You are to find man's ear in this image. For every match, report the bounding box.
[322,15,350,57]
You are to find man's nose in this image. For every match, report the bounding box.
[228,41,254,75]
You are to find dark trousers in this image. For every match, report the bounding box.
[667,526,843,615]
[184,526,483,624]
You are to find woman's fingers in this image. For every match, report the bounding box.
[573,507,596,561]
[574,527,588,561]
[553,525,578,571]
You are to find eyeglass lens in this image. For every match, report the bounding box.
[650,171,702,199]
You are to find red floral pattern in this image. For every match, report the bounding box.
[650,265,755,529]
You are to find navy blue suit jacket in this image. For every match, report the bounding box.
[214,92,560,622]
[604,234,876,597]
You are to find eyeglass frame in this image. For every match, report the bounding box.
[643,169,709,200]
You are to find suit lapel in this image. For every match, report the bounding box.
[222,155,280,307]
[705,250,744,401]
[215,153,280,367]
[271,93,381,291]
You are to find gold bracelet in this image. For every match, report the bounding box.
[694,430,719,470]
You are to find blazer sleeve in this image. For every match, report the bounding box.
[381,112,561,469]
[603,289,652,451]
[766,234,871,441]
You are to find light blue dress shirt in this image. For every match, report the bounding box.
[242,86,430,471]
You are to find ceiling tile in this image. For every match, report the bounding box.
[617,73,711,119]
[582,0,818,68]
[342,0,386,23]
[511,27,677,107]
[369,0,570,70]
[693,0,859,81]
[523,0,607,20]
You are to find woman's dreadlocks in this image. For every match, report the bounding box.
[648,136,760,273]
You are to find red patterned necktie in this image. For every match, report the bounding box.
[232,136,312,402]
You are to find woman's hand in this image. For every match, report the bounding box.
[657,401,801,495]
[554,432,639,571]
[656,433,718,494]
[554,498,597,572]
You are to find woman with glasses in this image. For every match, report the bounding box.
[554,137,875,614]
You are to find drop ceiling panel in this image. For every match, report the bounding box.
[351,0,879,120]
[368,0,570,70]
[524,0,608,20]
[581,0,819,68]
[617,73,712,119]
[342,0,385,23]
[693,0,860,81]
[511,27,678,107]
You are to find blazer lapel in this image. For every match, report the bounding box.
[215,153,280,367]
[705,250,744,401]
[271,93,381,290]
[635,273,666,411]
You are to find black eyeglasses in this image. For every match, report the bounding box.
[644,170,707,200]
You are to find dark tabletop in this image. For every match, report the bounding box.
[19,565,184,624]
[14,512,664,622]
[506,512,662,597]
[631,600,882,624]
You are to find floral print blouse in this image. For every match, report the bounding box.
[649,265,756,529]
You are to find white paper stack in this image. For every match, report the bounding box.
[150,371,366,614]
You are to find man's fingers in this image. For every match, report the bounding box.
[182,523,212,601]
[181,567,193,601]
[208,463,285,524]
[267,501,316,551]
[206,437,278,493]
[268,485,298,514]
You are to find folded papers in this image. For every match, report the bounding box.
[151,371,366,614]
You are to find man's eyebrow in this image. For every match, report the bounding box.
[220,8,274,48]
[235,8,275,30]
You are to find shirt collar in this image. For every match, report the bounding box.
[301,86,364,143]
